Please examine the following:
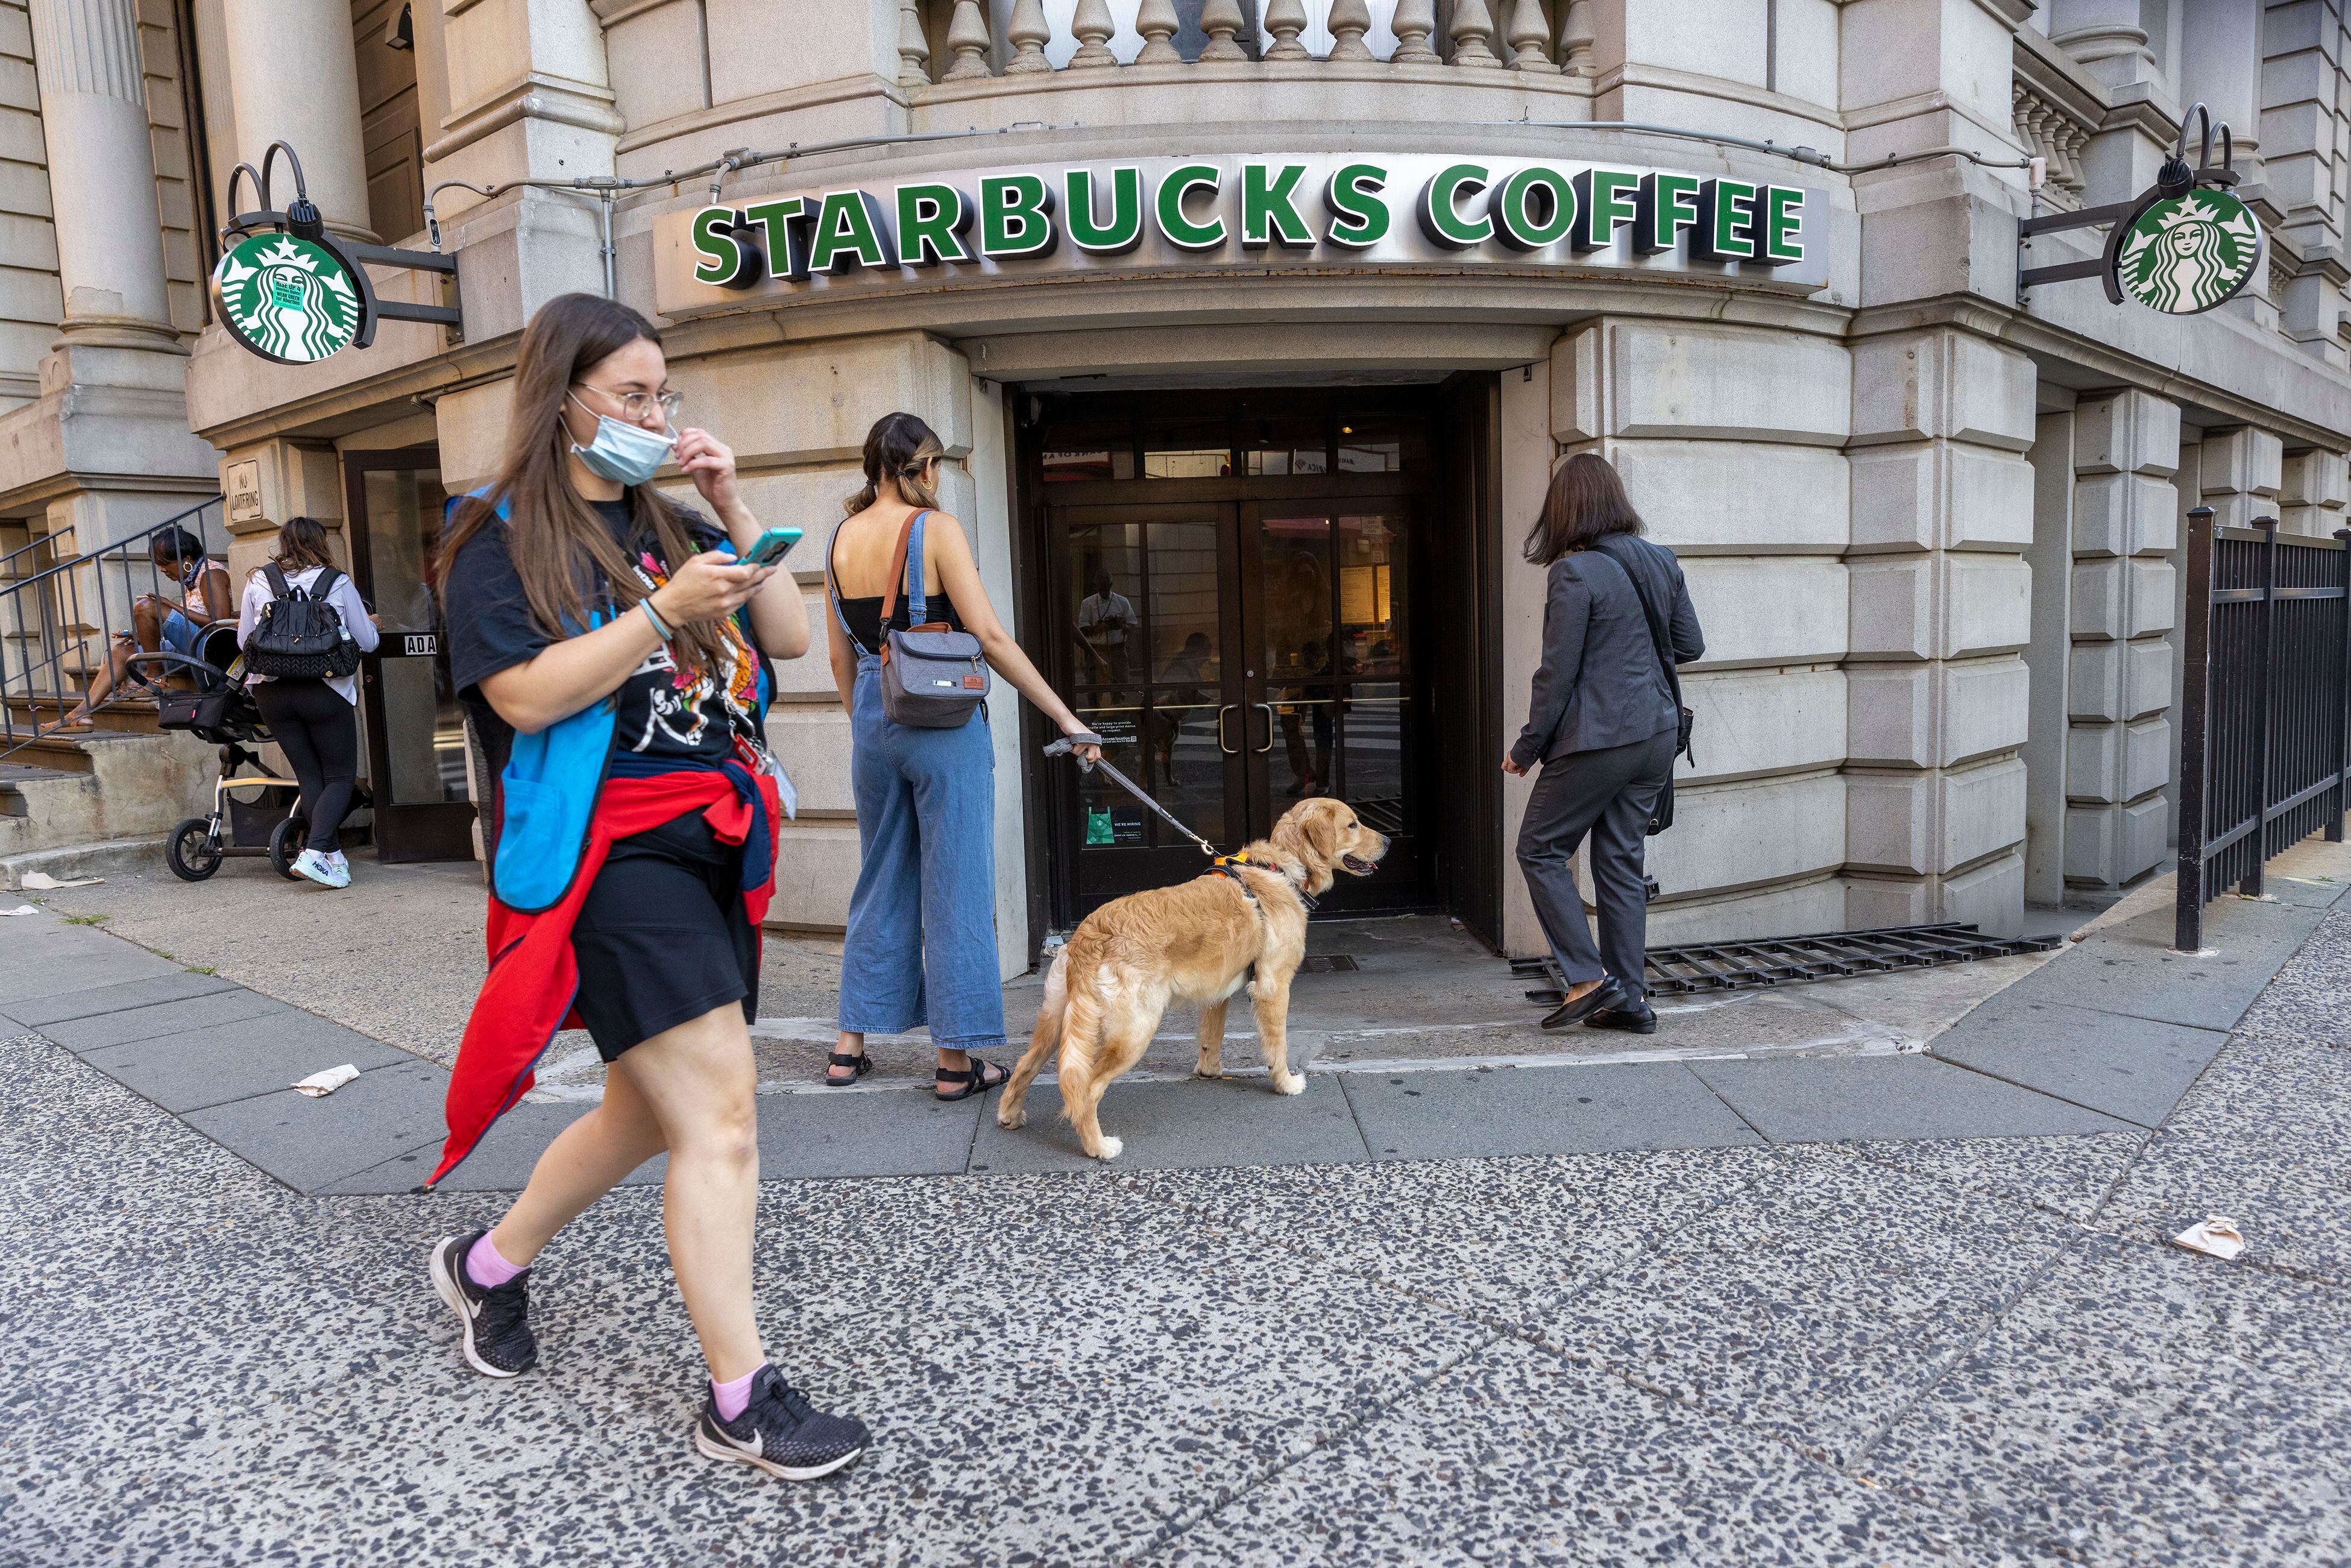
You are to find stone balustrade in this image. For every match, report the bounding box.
[906,0,1597,84]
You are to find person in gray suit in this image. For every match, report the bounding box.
[1503,453,1704,1034]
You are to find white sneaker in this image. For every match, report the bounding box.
[291,848,348,889]
[325,850,351,881]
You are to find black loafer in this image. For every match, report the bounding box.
[1584,1004,1658,1034]
[1541,978,1629,1031]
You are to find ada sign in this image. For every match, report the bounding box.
[2113,188,2264,315]
[655,153,1829,313]
[212,233,365,364]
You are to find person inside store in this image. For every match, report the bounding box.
[52,525,234,730]
[1076,565,1135,682]
[235,515,380,889]
[1503,452,1704,1036]
[821,411,1102,1096]
[424,291,870,1483]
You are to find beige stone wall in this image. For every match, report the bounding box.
[136,0,202,337]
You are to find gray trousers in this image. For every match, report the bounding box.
[1515,729,1676,1000]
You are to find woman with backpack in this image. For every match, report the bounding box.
[1504,453,1704,1036]
[236,515,379,889]
[819,412,1101,1095]
[423,292,869,1483]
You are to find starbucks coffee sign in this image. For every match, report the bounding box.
[654,153,1831,312]
[2113,187,2264,315]
[212,232,367,364]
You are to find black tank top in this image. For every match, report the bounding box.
[831,531,963,652]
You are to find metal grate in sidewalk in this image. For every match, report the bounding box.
[1509,922,2064,1001]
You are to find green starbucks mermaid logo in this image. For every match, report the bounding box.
[212,233,364,364]
[2114,189,2264,315]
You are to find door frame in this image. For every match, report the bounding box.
[1012,386,1463,936]
[341,444,477,863]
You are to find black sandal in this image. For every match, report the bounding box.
[823,1051,873,1087]
[934,1058,1009,1102]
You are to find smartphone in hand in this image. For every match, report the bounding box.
[738,527,802,568]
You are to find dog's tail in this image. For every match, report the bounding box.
[1052,954,1109,1121]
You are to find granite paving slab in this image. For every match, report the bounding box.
[1928,995,2228,1126]
[1147,1336,2022,1567]
[2233,908,2351,1048]
[0,937,188,1007]
[1997,896,2328,1032]
[969,1071,1370,1173]
[180,1057,448,1191]
[1338,1060,1763,1160]
[1837,1131,2149,1223]
[37,984,290,1053]
[1122,1145,1785,1326]
[1860,1232,2351,1565]
[1,966,239,1026]
[316,1099,665,1195]
[2094,1031,2351,1283]
[753,1083,983,1180]
[1540,1147,2077,1469]
[1687,1054,2137,1144]
[79,1010,418,1113]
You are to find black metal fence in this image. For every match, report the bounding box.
[2176,506,2351,950]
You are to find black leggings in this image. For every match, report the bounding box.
[254,679,359,853]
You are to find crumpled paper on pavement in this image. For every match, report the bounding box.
[1,904,40,916]
[291,1064,361,1098]
[2172,1216,2247,1260]
[19,871,101,890]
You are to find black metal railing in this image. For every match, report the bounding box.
[2176,506,2351,950]
[0,497,227,763]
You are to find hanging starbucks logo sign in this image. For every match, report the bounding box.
[212,233,366,364]
[2113,189,2264,315]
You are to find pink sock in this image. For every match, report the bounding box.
[465,1231,526,1288]
[712,1365,763,1422]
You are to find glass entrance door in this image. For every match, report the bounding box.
[1043,495,1432,920]
[344,446,476,862]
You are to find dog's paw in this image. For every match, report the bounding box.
[1194,1063,1223,1080]
[1272,1069,1306,1096]
[1092,1135,1124,1160]
[997,1106,1026,1130]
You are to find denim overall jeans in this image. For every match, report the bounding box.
[831,510,1005,1053]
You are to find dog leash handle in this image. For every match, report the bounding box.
[1042,732,1218,858]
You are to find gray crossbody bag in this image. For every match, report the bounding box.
[833,508,990,727]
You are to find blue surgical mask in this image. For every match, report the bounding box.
[567,392,676,486]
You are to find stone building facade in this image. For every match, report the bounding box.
[9,0,2351,974]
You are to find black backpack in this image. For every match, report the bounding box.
[247,564,360,679]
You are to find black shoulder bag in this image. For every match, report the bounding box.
[1593,539,1695,836]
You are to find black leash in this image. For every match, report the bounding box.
[1042,734,1317,911]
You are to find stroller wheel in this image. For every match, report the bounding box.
[269,816,309,880]
[166,818,223,882]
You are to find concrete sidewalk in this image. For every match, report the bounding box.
[7,837,2346,1194]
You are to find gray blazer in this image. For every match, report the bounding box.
[1510,534,1705,769]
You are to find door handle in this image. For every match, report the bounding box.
[1254,702,1275,754]
[1217,704,1239,754]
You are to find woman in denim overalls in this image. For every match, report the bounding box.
[823,412,1101,1097]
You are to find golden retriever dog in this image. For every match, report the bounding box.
[998,798,1390,1160]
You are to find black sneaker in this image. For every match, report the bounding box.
[430,1231,538,1379]
[694,1364,869,1481]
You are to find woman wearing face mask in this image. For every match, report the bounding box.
[424,293,867,1482]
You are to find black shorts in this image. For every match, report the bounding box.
[571,812,760,1062]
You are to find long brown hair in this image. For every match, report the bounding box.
[266,515,338,575]
[844,411,945,517]
[438,292,726,676]
[1523,451,1645,565]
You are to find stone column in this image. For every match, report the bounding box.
[1540,319,1855,949]
[26,0,178,350]
[2064,391,2182,891]
[222,0,377,243]
[1845,329,2039,936]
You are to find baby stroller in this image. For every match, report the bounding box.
[134,625,370,881]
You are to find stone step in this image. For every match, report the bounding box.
[0,760,79,818]
[3,693,166,736]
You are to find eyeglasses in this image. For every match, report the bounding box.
[573,382,682,424]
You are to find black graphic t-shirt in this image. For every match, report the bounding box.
[445,499,767,779]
